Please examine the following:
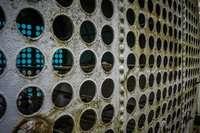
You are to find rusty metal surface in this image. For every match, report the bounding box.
[0,0,199,133]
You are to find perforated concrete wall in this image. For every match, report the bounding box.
[0,0,199,133]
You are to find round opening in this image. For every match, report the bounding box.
[155,122,160,133]
[168,11,172,22]
[126,8,135,25]
[156,89,161,102]
[80,21,96,43]
[149,36,154,49]
[156,4,161,16]
[0,6,6,31]
[162,103,166,115]
[80,0,95,13]
[163,24,167,35]
[156,106,161,118]
[101,25,114,45]
[149,91,154,105]
[149,54,154,68]
[0,94,6,119]
[17,8,44,38]
[156,55,161,68]
[127,75,136,92]
[101,104,114,124]
[139,34,146,49]
[101,0,114,18]
[0,50,6,76]
[138,0,145,8]
[163,87,167,99]
[56,0,73,7]
[148,127,153,133]
[126,97,136,114]
[80,109,96,131]
[17,87,43,115]
[168,86,172,97]
[127,31,135,48]
[148,110,154,123]
[126,119,136,132]
[163,40,168,52]
[139,94,146,109]
[156,38,162,51]
[149,73,154,87]
[53,115,74,133]
[127,53,135,70]
[162,8,167,19]
[138,114,145,129]
[101,52,114,72]
[139,74,146,90]
[16,47,44,77]
[101,78,114,98]
[80,50,96,73]
[139,54,146,69]
[148,17,154,31]
[52,49,73,75]
[52,83,72,107]
[163,71,167,83]
[148,0,154,13]
[80,80,96,103]
[156,21,161,33]
[139,13,145,28]
[105,129,114,133]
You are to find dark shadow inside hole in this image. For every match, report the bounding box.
[16,48,44,76]
[174,28,177,38]
[105,129,114,133]
[17,87,43,115]
[173,1,177,11]
[126,97,136,114]
[156,106,160,118]
[149,54,154,68]
[156,38,162,50]
[163,87,167,99]
[52,83,72,107]
[101,78,114,98]
[168,0,172,8]
[0,7,5,31]
[169,56,173,67]
[80,81,95,103]
[148,0,153,13]
[172,112,176,121]
[149,92,154,105]
[80,21,96,43]
[139,94,146,109]
[127,53,135,70]
[101,52,114,72]
[156,55,161,68]
[163,71,167,83]
[138,0,145,8]
[148,110,154,123]
[148,127,153,133]
[138,114,145,129]
[127,31,135,48]
[163,24,167,35]
[156,4,161,16]
[126,9,135,25]
[148,17,154,31]
[56,0,73,7]
[156,21,161,33]
[167,114,171,124]
[0,51,6,75]
[127,75,136,92]
[149,36,154,49]
[178,17,181,27]
[169,71,172,82]
[139,54,146,69]
[156,72,161,85]
[139,13,145,28]
[169,41,173,52]
[0,94,6,119]
[156,89,161,102]
[101,0,113,18]
[149,74,154,87]
[101,104,114,124]
[173,98,176,108]
[164,40,168,51]
[126,119,135,133]
[155,122,160,133]
[53,115,74,133]
[168,86,172,96]
[162,8,167,19]
[80,0,95,13]
[139,34,146,49]
[80,109,96,131]
[169,26,173,37]
[162,103,166,114]
[101,25,113,45]
[52,49,73,75]
[168,11,172,22]
[139,74,146,90]
[80,50,96,73]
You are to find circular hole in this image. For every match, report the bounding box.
[105,129,114,133]
[138,114,146,129]
[169,41,173,53]
[53,15,73,41]
[52,83,72,107]
[169,26,173,37]
[17,8,44,38]
[163,71,167,83]
[148,0,154,13]
[0,50,6,75]
[156,55,162,68]
[80,109,96,131]
[149,91,154,105]
[80,0,95,13]
[156,4,161,16]
[155,122,160,133]
[139,54,146,69]
[101,25,114,45]
[163,87,167,99]
[156,38,162,51]
[0,6,5,31]
[149,54,154,68]
[172,111,176,121]
[168,85,172,96]
[139,74,146,90]
[80,21,96,43]
[168,0,172,8]
[156,89,161,102]
[127,53,135,70]
[101,78,114,98]
[127,75,136,92]
[80,80,95,103]
[126,8,135,25]
[101,52,114,72]
[149,36,155,50]
[80,50,96,73]
[17,87,43,115]
[101,0,114,18]
[53,115,74,133]
[163,40,168,52]
[148,17,154,31]
[173,98,176,108]
[168,11,172,22]
[168,100,172,111]
[0,94,6,119]
[126,119,136,132]
[139,34,146,49]
[16,47,44,77]
[139,13,145,28]
[56,0,73,7]
[101,104,114,124]
[176,121,180,130]
[169,56,173,67]
[149,73,154,87]
[126,97,136,114]
[156,21,161,33]
[173,1,177,11]
[167,114,171,125]
[148,127,153,133]
[52,49,73,75]
[156,106,161,119]
[162,8,167,19]
[139,94,146,109]
[148,110,154,123]
[127,31,135,48]
[169,71,172,82]
[162,103,166,115]
[163,24,167,35]
[138,0,145,8]
[156,72,161,85]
